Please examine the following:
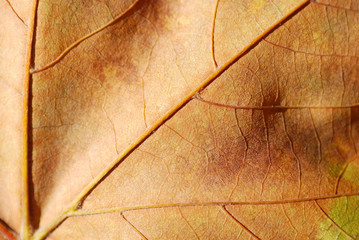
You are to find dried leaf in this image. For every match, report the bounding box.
[1,0,359,239]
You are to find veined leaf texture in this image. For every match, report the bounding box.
[1,0,359,239]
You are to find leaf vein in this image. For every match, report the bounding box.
[121,212,149,240]
[220,205,261,240]
[69,192,359,217]
[195,97,359,110]
[4,0,27,26]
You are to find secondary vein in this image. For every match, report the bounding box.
[30,0,140,74]
[5,0,27,26]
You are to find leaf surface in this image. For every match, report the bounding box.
[0,0,32,234]
[30,0,304,231]
[1,0,359,239]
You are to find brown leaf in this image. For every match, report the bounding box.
[1,0,359,239]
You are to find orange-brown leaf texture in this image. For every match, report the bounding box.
[1,0,359,239]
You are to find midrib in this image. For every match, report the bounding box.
[21,0,39,239]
